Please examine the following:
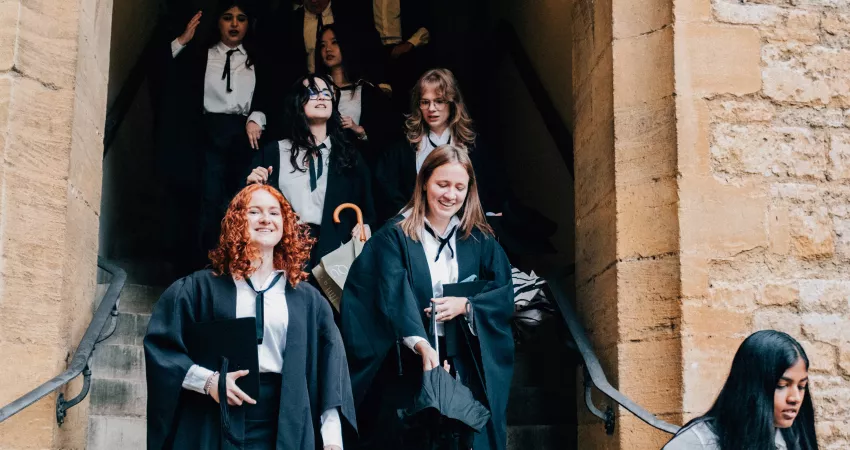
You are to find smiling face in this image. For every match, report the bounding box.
[774,358,808,428]
[424,162,469,225]
[218,6,248,47]
[419,83,451,135]
[303,77,334,122]
[246,189,283,251]
[319,29,342,69]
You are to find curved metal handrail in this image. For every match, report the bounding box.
[0,257,127,424]
[547,278,681,435]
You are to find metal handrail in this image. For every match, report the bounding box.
[0,257,127,425]
[547,278,681,435]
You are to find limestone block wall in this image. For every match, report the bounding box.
[675,0,850,448]
[0,0,112,448]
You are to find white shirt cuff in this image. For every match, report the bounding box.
[320,407,344,449]
[171,38,186,58]
[408,28,430,47]
[402,336,428,354]
[247,111,266,129]
[182,364,214,394]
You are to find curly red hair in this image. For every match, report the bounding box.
[209,184,314,286]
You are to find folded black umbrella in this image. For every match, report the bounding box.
[398,368,491,450]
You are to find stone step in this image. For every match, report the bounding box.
[106,312,151,346]
[88,415,146,449]
[90,378,147,417]
[119,284,165,315]
[507,424,577,450]
[90,343,145,382]
[507,386,576,426]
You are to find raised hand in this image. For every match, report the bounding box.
[247,166,272,185]
[177,11,203,46]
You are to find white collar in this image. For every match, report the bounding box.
[216,41,245,54]
[428,129,451,145]
[424,215,460,239]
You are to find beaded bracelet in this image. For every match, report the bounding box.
[203,371,219,396]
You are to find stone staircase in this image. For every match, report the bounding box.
[86,277,578,449]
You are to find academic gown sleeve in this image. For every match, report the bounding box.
[314,287,359,433]
[143,276,199,450]
[374,141,415,225]
[339,227,428,405]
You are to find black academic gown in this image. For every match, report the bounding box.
[252,142,376,270]
[340,219,515,450]
[340,82,400,171]
[373,138,510,225]
[144,270,357,450]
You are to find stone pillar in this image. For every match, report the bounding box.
[0,0,112,448]
[675,0,850,446]
[572,0,682,448]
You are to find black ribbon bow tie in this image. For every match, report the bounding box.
[245,272,284,344]
[222,48,238,93]
[424,223,457,262]
[308,143,326,191]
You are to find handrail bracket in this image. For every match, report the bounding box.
[55,364,92,426]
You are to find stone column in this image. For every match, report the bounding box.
[0,0,112,448]
[572,0,682,448]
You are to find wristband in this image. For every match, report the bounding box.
[203,371,219,395]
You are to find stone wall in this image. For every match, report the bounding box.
[675,0,850,448]
[0,0,112,448]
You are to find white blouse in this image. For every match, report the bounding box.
[415,129,453,173]
[170,39,265,127]
[277,137,332,225]
[337,85,363,126]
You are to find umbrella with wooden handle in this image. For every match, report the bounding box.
[334,203,367,242]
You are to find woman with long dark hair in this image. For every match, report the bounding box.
[663,330,818,450]
[374,68,508,225]
[159,2,275,272]
[341,145,515,450]
[316,24,397,170]
[144,184,355,449]
[246,74,375,271]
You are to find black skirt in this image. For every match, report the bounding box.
[242,373,283,449]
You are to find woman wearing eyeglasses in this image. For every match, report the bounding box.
[374,68,509,226]
[246,74,375,271]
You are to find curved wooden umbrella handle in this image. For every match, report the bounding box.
[333,203,366,242]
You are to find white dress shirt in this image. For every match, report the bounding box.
[415,129,453,173]
[401,214,463,353]
[181,270,343,448]
[337,85,363,126]
[662,421,787,450]
[373,0,430,47]
[302,3,335,73]
[277,137,332,225]
[170,39,266,128]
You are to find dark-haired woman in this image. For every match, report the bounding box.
[317,24,398,170]
[663,330,819,450]
[144,183,355,449]
[374,68,509,225]
[246,74,375,270]
[341,145,515,450]
[159,3,275,272]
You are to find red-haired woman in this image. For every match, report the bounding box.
[341,145,514,450]
[144,184,355,450]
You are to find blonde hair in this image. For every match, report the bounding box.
[404,68,477,149]
[399,145,493,240]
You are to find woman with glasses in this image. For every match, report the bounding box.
[246,74,375,271]
[316,24,398,171]
[158,2,276,272]
[374,68,509,225]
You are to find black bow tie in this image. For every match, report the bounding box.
[244,272,284,344]
[222,49,238,93]
[423,223,457,262]
[308,143,326,191]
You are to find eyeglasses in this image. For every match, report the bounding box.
[308,88,334,101]
[419,98,450,110]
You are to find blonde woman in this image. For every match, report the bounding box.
[341,145,514,450]
[374,68,508,225]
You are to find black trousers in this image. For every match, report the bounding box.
[242,373,283,449]
[198,113,255,261]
